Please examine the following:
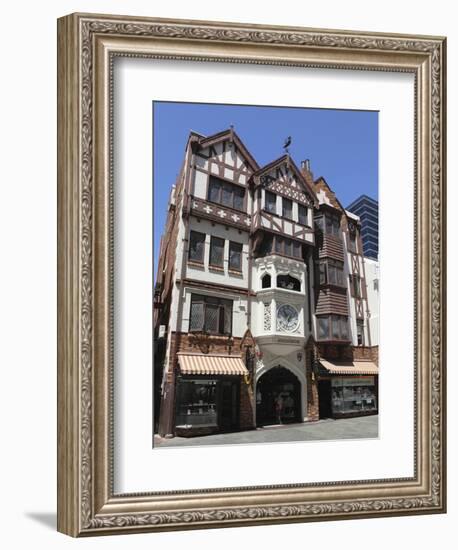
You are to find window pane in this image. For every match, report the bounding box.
[328,265,337,284]
[315,217,324,231]
[357,320,364,345]
[341,317,349,339]
[208,178,221,203]
[221,183,233,207]
[229,242,242,270]
[265,191,276,213]
[293,241,301,258]
[210,236,224,266]
[298,204,308,225]
[275,236,282,254]
[336,266,343,285]
[318,316,329,339]
[205,304,219,332]
[223,302,232,334]
[332,315,340,338]
[325,216,333,234]
[319,262,326,284]
[189,300,204,331]
[282,198,292,219]
[284,239,292,256]
[333,218,340,235]
[233,187,245,210]
[189,231,205,262]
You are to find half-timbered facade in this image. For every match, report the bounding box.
[154,128,379,438]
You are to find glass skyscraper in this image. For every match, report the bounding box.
[346,195,378,259]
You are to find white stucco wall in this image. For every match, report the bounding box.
[185,217,250,288]
[364,258,380,346]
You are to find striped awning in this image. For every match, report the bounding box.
[319,359,379,375]
[177,353,249,376]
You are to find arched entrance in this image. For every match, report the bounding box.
[256,367,301,427]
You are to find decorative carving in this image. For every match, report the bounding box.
[263,301,272,331]
[75,16,444,531]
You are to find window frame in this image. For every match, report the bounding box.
[189,294,233,335]
[356,319,365,346]
[298,204,308,226]
[228,241,243,272]
[209,235,225,268]
[188,230,206,263]
[282,197,293,220]
[207,175,246,212]
[265,190,277,214]
[316,314,349,341]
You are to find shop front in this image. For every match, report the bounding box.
[318,359,378,419]
[174,353,249,437]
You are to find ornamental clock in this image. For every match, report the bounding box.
[276,304,299,333]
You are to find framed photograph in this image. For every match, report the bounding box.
[57,13,446,536]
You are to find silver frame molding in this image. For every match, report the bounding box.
[57,12,446,536]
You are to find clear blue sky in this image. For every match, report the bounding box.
[153,101,378,278]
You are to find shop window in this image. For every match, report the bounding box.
[261,274,271,288]
[277,274,301,291]
[228,241,242,271]
[188,231,205,263]
[209,236,225,267]
[175,379,218,427]
[331,377,377,415]
[189,294,233,335]
[207,176,245,211]
[298,204,308,225]
[265,191,277,214]
[282,197,293,219]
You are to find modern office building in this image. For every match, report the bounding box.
[154,128,379,438]
[346,194,378,259]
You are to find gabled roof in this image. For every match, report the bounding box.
[251,154,318,205]
[314,176,360,224]
[194,128,260,172]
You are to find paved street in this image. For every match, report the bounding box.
[154,415,378,448]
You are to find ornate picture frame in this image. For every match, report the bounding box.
[57,13,446,536]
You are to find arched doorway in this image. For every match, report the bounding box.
[256,367,301,426]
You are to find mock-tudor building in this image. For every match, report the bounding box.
[153,128,379,438]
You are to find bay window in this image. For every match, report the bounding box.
[317,315,349,340]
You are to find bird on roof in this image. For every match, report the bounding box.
[283,136,292,153]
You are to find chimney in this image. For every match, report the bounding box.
[301,159,313,180]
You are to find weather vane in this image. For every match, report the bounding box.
[283,135,292,154]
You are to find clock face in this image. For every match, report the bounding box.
[277,304,299,333]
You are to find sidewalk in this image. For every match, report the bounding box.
[154,414,378,448]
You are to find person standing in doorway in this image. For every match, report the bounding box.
[275,394,284,424]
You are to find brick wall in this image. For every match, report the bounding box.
[239,381,255,429]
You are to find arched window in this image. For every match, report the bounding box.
[277,274,301,291]
[261,274,271,288]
